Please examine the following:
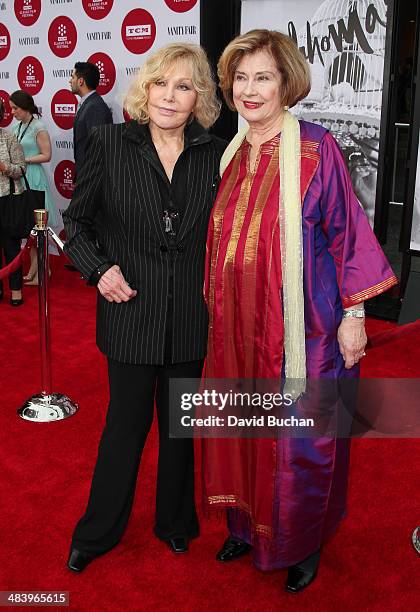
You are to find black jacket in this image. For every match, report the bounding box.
[63,120,226,364]
[73,91,113,177]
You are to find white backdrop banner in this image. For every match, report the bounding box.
[411,133,420,251]
[241,0,389,227]
[0,0,200,227]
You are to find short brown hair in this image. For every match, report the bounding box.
[218,29,311,110]
[124,43,221,129]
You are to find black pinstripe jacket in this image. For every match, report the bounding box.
[63,120,226,365]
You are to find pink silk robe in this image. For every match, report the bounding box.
[202,121,397,569]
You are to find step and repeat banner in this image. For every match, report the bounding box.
[0,0,199,226]
[241,0,389,227]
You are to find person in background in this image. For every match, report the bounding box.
[63,43,225,573]
[9,90,58,285]
[0,99,26,305]
[202,29,397,594]
[69,61,113,179]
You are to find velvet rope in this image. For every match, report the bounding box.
[0,234,36,281]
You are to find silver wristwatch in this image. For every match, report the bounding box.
[342,308,365,318]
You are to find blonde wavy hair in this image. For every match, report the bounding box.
[124,43,221,129]
[218,29,311,110]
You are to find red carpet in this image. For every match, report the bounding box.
[0,255,419,611]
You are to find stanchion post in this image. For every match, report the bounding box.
[35,210,52,395]
[17,210,78,422]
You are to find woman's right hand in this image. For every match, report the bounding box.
[97,265,137,303]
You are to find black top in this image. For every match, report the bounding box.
[63,120,226,365]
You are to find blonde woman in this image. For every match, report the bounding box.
[63,43,225,572]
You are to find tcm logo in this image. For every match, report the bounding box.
[55,103,76,114]
[82,0,113,19]
[54,160,75,199]
[164,0,198,13]
[51,90,78,129]
[87,52,116,95]
[0,22,11,61]
[0,90,13,127]
[126,24,151,37]
[15,0,41,26]
[48,16,77,58]
[17,56,44,94]
[121,9,156,54]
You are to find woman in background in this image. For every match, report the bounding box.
[10,90,58,284]
[0,98,26,305]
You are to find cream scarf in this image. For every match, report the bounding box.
[220,111,306,394]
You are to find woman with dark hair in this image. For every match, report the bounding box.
[9,90,58,284]
[0,98,26,305]
[202,29,397,593]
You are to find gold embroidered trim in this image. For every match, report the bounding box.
[342,275,398,306]
[207,495,272,537]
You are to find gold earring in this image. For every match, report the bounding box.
[284,105,289,111]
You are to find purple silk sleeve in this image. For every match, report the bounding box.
[317,133,397,307]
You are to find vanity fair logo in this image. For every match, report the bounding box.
[54,160,75,199]
[82,0,113,20]
[48,16,77,58]
[14,0,41,26]
[168,25,197,36]
[164,0,198,12]
[0,91,12,127]
[51,90,78,129]
[0,23,11,61]
[17,56,44,94]
[121,8,156,54]
[87,52,116,95]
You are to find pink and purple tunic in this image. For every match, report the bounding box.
[202,121,397,570]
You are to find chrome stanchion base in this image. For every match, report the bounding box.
[413,527,420,554]
[17,393,78,422]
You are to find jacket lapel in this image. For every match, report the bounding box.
[177,122,213,242]
[122,120,168,244]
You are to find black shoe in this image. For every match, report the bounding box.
[166,537,189,553]
[216,537,252,562]
[285,549,320,594]
[67,548,95,572]
[10,297,23,307]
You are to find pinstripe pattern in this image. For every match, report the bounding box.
[63,120,225,365]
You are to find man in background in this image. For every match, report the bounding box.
[66,62,113,271]
[70,62,113,179]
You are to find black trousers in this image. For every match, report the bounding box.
[72,358,203,556]
[0,231,22,291]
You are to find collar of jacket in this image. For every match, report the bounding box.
[122,118,212,149]
[122,119,212,185]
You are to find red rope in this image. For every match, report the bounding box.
[0,234,36,280]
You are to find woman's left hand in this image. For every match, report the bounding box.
[337,318,367,369]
